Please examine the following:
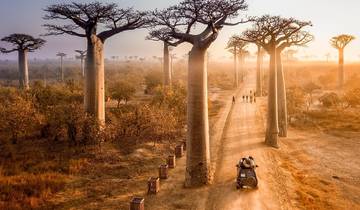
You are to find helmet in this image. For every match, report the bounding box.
[242,158,252,168]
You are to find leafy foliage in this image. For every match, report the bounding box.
[144,70,162,94]
[109,81,136,107]
[319,93,340,108]
[0,88,43,144]
[151,84,187,124]
[286,86,306,121]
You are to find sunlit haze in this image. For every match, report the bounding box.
[0,0,359,61]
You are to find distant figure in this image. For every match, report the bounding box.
[242,95,245,102]
[246,95,249,102]
[254,97,257,103]
[232,96,236,104]
[250,95,253,103]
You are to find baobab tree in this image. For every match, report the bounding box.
[43,2,147,123]
[227,35,248,88]
[56,52,66,82]
[147,28,183,86]
[255,44,266,96]
[330,34,355,89]
[151,0,248,186]
[0,34,45,89]
[241,15,313,146]
[238,49,250,82]
[75,50,86,77]
[274,30,313,138]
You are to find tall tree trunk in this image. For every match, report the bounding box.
[338,48,344,89]
[233,47,238,88]
[18,49,29,89]
[170,55,174,82]
[185,46,211,187]
[60,57,64,82]
[85,35,105,124]
[239,53,244,83]
[81,58,85,77]
[163,42,171,86]
[265,45,279,147]
[256,45,262,96]
[276,51,288,137]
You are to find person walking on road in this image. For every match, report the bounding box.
[232,96,236,104]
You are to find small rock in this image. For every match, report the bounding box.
[332,175,340,180]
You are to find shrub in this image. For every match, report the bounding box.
[109,81,136,107]
[151,84,187,124]
[42,103,102,145]
[319,92,340,108]
[342,88,360,108]
[144,70,162,94]
[109,104,179,144]
[287,86,306,121]
[30,84,83,111]
[0,88,43,144]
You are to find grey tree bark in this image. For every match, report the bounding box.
[81,58,85,77]
[18,49,29,89]
[185,45,211,187]
[163,42,171,86]
[84,35,105,124]
[233,47,239,88]
[265,45,279,147]
[276,51,288,137]
[338,48,344,89]
[256,45,262,96]
[60,56,64,82]
[238,52,244,83]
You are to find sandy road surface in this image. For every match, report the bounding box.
[205,73,291,210]
[146,70,360,210]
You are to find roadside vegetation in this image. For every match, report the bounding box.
[0,60,233,209]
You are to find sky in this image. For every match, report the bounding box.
[0,0,359,62]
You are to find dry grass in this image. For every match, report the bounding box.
[0,94,225,210]
[0,173,66,210]
[290,109,360,138]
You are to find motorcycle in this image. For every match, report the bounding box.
[236,156,258,189]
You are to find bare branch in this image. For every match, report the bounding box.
[227,34,248,55]
[330,34,355,50]
[43,2,147,41]
[149,0,248,48]
[147,28,184,46]
[1,34,46,53]
[98,9,148,41]
[241,15,313,52]
[42,24,86,37]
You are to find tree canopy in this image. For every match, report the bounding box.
[43,2,148,41]
[241,15,313,52]
[227,35,248,55]
[150,0,248,49]
[0,34,46,53]
[330,34,355,50]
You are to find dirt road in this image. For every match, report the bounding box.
[205,73,291,210]
[146,70,360,210]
